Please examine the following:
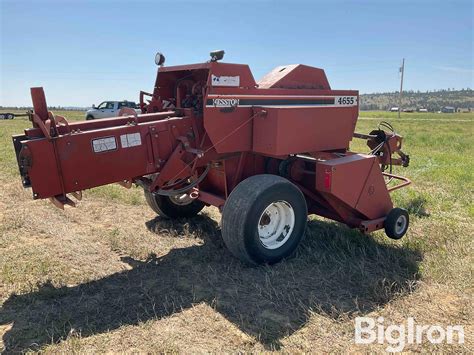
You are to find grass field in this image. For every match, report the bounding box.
[0,110,472,352]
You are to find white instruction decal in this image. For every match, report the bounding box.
[211,75,240,87]
[120,133,142,148]
[92,136,117,153]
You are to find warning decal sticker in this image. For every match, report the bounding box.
[120,133,142,148]
[92,136,117,153]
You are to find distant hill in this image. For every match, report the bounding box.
[360,89,473,111]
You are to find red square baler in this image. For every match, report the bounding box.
[12,51,411,265]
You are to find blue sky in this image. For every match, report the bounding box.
[1,0,473,107]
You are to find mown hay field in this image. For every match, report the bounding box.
[0,110,472,352]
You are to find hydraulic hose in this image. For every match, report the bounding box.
[155,164,211,197]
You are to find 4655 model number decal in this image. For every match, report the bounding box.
[335,96,357,106]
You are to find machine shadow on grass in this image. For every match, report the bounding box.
[0,214,422,352]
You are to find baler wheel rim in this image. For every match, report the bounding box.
[169,193,195,206]
[257,200,295,249]
[395,214,408,235]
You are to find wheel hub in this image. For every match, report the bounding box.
[169,193,194,206]
[257,201,295,249]
[395,214,407,235]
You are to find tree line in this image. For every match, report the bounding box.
[360,89,473,111]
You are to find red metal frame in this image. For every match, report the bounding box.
[13,60,410,233]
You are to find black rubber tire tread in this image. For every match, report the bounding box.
[144,189,205,219]
[86,115,94,120]
[384,207,409,239]
[221,174,307,265]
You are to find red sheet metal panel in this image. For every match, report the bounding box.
[23,138,63,198]
[355,161,393,219]
[315,154,393,219]
[208,63,257,89]
[22,117,193,199]
[203,106,254,153]
[252,105,358,155]
[258,64,330,90]
[57,126,152,193]
[315,154,374,208]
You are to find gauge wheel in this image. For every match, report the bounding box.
[384,207,409,239]
[221,174,307,265]
[144,189,205,219]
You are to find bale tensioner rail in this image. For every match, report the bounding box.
[12,51,411,265]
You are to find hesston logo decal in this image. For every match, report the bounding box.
[212,98,240,107]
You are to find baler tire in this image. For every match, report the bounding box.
[384,207,409,239]
[144,190,205,219]
[221,174,307,266]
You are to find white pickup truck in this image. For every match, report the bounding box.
[85,101,141,120]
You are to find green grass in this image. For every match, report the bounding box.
[354,113,473,291]
[354,115,474,215]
